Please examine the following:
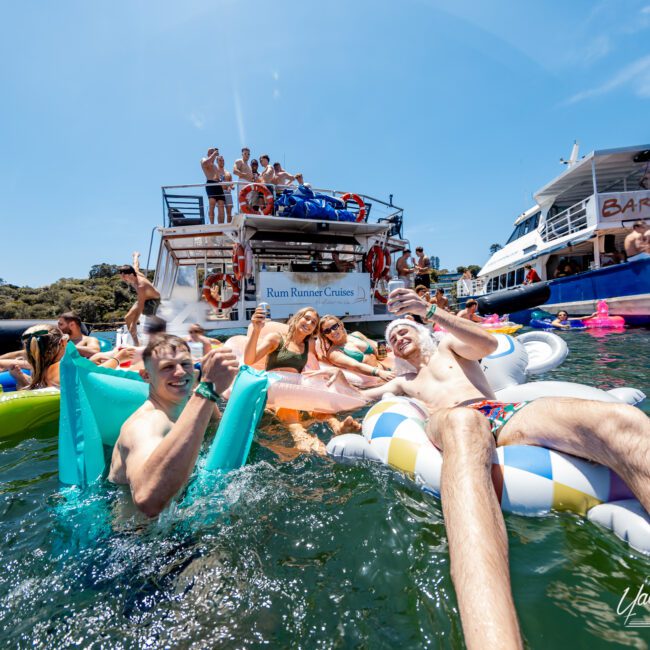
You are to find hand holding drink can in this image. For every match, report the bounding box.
[258,302,271,319]
[386,279,405,313]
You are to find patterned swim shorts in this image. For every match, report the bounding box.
[467,400,529,437]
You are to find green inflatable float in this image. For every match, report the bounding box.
[58,344,269,488]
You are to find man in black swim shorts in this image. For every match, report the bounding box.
[201,147,224,224]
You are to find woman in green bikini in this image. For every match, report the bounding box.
[244,306,359,454]
[317,315,395,382]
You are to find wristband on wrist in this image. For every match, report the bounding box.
[195,381,220,403]
[371,367,378,376]
[425,303,437,321]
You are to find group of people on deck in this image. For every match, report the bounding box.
[201,146,304,224]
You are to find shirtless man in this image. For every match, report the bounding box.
[413,246,431,288]
[359,289,650,650]
[233,147,253,184]
[456,298,483,322]
[432,287,449,311]
[272,162,295,190]
[118,252,161,346]
[201,147,224,224]
[259,154,275,188]
[624,220,650,261]
[396,249,414,286]
[57,312,101,358]
[216,155,234,222]
[108,335,238,517]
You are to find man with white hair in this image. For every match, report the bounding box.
[359,288,650,650]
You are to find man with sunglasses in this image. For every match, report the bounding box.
[356,288,650,650]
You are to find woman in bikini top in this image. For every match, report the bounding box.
[317,315,395,382]
[244,306,319,374]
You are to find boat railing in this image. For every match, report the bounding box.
[541,197,590,242]
[160,181,404,235]
[456,277,487,297]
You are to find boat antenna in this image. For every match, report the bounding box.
[559,141,580,168]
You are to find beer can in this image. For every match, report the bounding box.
[258,302,271,319]
[376,340,387,360]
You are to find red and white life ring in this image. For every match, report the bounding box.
[232,243,246,281]
[239,183,274,215]
[341,193,366,222]
[364,245,386,279]
[202,273,240,310]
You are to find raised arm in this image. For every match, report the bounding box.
[121,348,237,517]
[388,288,497,361]
[132,251,145,276]
[243,307,281,365]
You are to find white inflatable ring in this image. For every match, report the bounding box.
[327,394,650,553]
[517,331,568,375]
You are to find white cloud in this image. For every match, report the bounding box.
[564,54,650,104]
[580,35,611,64]
[642,5,650,14]
[189,111,205,129]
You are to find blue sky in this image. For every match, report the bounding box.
[2,0,649,286]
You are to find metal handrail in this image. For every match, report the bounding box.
[160,181,404,227]
[541,197,589,242]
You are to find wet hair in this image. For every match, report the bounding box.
[317,314,345,355]
[286,307,319,344]
[144,316,167,335]
[117,264,137,277]
[59,312,81,327]
[466,299,478,308]
[260,154,270,164]
[188,323,205,335]
[21,324,66,390]
[142,334,190,368]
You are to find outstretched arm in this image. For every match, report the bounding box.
[243,307,280,365]
[388,288,497,361]
[121,348,238,517]
[360,376,405,400]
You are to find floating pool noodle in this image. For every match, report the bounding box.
[58,344,147,487]
[204,365,268,472]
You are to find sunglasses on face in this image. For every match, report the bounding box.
[321,322,342,336]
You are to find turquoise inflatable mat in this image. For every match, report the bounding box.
[58,344,268,488]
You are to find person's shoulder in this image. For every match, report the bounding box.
[120,401,163,439]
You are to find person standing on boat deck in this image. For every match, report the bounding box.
[233,147,253,184]
[201,147,225,225]
[108,335,239,517]
[292,172,304,186]
[413,246,431,288]
[118,252,161,347]
[396,249,414,286]
[57,312,100,358]
[457,298,484,322]
[259,154,276,196]
[272,162,295,190]
[523,264,541,284]
[624,220,650,261]
[216,156,234,223]
[354,290,650,650]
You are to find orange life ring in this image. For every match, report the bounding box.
[232,243,246,280]
[382,247,391,273]
[341,193,366,222]
[374,288,388,304]
[202,273,240,310]
[364,245,385,279]
[239,183,274,215]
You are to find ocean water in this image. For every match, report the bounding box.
[0,329,649,648]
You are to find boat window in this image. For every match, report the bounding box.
[515,267,525,285]
[505,211,541,245]
[498,274,506,290]
[487,277,494,292]
[507,271,515,287]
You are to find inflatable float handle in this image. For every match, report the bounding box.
[204,365,268,472]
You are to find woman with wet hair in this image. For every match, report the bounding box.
[317,315,395,382]
[19,324,67,389]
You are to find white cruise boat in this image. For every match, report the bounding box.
[130,181,408,338]
[459,144,650,325]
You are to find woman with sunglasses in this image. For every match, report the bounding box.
[318,316,395,382]
[243,306,359,454]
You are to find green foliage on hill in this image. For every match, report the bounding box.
[0,264,145,324]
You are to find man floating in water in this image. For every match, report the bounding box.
[118,252,161,346]
[358,288,650,650]
[108,334,238,517]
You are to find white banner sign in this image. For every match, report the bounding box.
[258,272,372,318]
[598,191,650,222]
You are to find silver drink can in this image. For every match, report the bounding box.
[386,279,406,312]
[258,302,271,319]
